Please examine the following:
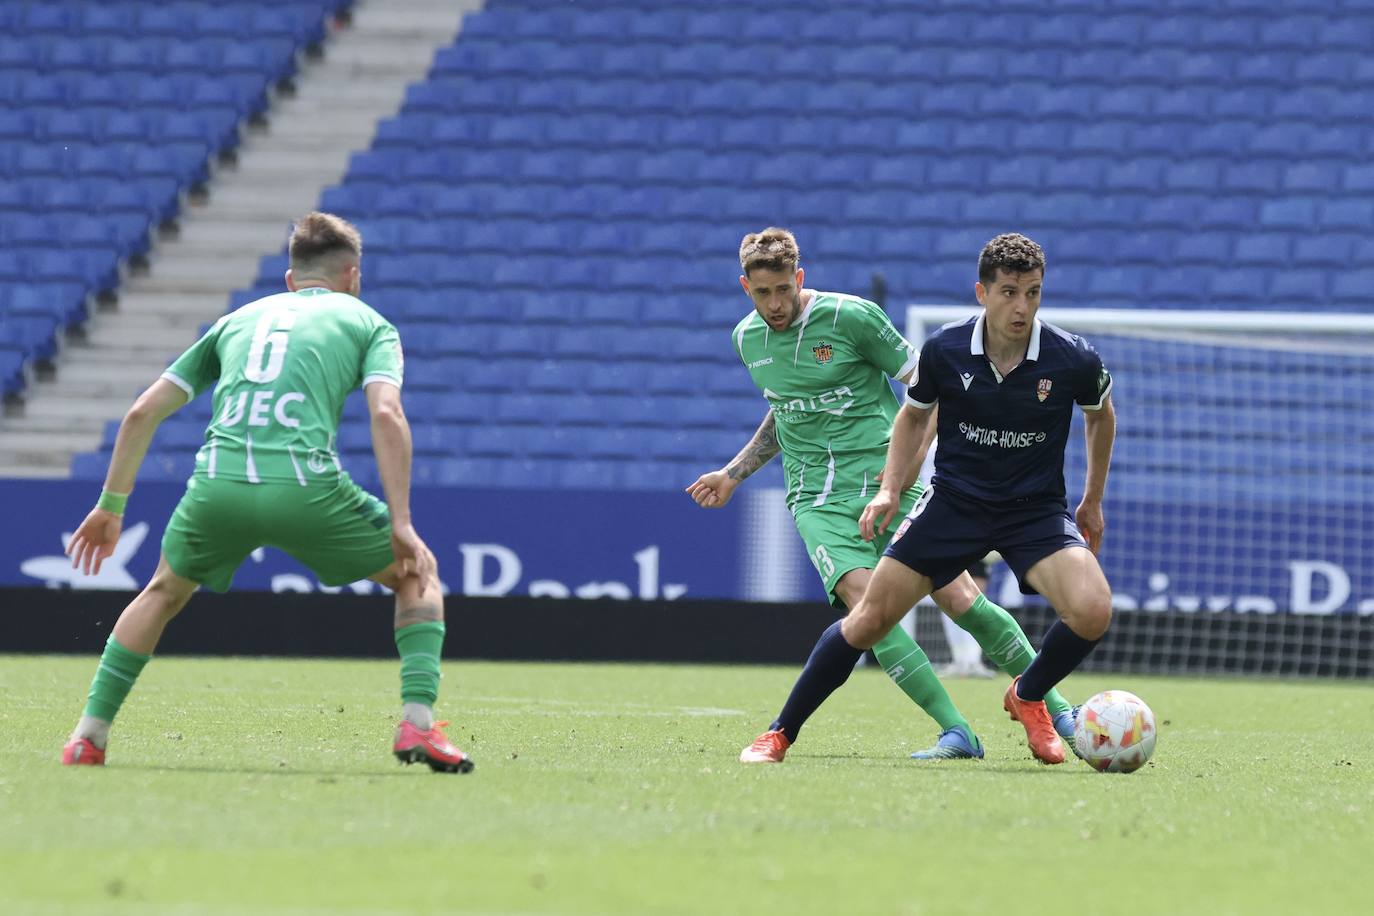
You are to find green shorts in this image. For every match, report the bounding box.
[793,484,921,608]
[162,473,395,593]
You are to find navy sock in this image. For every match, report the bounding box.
[770,621,863,743]
[1017,620,1100,701]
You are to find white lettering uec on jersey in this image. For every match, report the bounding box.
[219,390,307,428]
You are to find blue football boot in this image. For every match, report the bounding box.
[911,726,984,760]
[1053,705,1084,759]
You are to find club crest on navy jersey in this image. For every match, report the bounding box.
[1037,378,1053,402]
[811,341,833,364]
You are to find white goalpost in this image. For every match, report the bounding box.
[905,305,1374,676]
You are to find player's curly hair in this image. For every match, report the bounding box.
[739,227,800,275]
[289,211,362,271]
[977,233,1045,284]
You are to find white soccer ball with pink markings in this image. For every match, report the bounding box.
[1073,690,1157,773]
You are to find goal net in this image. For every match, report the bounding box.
[904,306,1374,678]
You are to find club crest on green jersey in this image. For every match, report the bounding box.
[811,341,833,364]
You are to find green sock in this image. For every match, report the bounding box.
[395,621,445,707]
[954,594,1072,717]
[83,634,151,722]
[871,626,974,739]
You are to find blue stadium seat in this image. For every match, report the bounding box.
[1092,86,1153,117]
[1223,161,1280,192]
[1044,157,1106,191]
[1233,235,1290,265]
[1104,158,1166,192]
[1206,269,1268,301]
[1259,198,1319,229]
[1330,269,1374,303]
[551,459,612,490]
[1269,270,1327,304]
[103,38,164,70]
[0,314,60,359]
[1292,234,1355,268]
[1170,233,1230,265]
[1320,200,1374,230]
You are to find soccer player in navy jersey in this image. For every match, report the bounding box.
[758,233,1116,764]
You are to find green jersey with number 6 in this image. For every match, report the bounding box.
[732,292,919,513]
[161,286,403,486]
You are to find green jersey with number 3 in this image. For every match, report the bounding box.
[732,292,919,513]
[161,287,403,486]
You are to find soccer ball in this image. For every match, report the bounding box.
[1072,690,1156,773]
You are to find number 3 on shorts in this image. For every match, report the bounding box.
[811,544,835,577]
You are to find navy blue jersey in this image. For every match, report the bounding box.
[906,314,1112,503]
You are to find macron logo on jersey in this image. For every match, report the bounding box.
[960,372,975,390]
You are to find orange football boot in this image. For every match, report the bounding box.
[1003,676,1067,764]
[739,729,791,763]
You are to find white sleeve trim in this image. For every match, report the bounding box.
[895,348,920,381]
[1079,376,1113,411]
[160,371,194,399]
[362,373,402,390]
[905,394,937,409]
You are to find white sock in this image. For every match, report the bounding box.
[74,715,111,749]
[403,702,434,730]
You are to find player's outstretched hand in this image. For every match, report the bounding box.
[859,490,899,542]
[1075,498,1105,554]
[390,523,434,596]
[66,507,123,576]
[685,470,739,509]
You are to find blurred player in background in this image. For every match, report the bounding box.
[60,212,472,773]
[686,228,1076,763]
[754,233,1115,765]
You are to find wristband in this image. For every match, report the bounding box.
[97,489,129,516]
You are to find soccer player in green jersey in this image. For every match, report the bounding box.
[686,228,1075,763]
[60,212,472,773]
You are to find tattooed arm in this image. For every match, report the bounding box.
[726,410,780,480]
[684,410,780,509]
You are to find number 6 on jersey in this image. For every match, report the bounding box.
[245,309,296,383]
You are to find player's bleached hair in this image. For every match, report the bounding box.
[739,227,800,276]
[978,233,1045,284]
[289,211,362,272]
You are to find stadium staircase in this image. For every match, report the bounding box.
[0,0,476,477]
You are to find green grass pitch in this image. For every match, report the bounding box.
[1,655,1369,915]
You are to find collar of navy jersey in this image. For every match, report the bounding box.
[969,313,1043,362]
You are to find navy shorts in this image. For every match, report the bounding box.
[883,485,1087,595]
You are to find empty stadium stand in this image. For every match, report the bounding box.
[46,0,1374,492]
[0,1,352,400]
